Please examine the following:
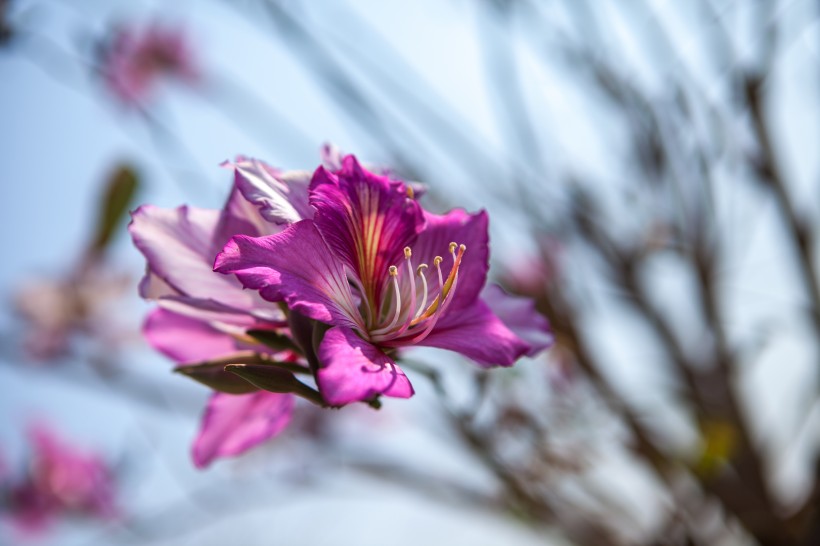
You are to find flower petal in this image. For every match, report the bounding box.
[214,220,362,330]
[481,285,553,356]
[418,299,531,367]
[213,187,271,247]
[192,391,294,468]
[309,155,424,304]
[143,308,240,363]
[227,156,313,225]
[411,209,489,311]
[316,326,414,405]
[129,205,256,311]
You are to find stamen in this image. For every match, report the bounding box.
[406,185,415,200]
[414,264,429,320]
[380,265,401,332]
[441,244,465,297]
[391,256,456,345]
[411,244,465,325]
[403,248,417,330]
[449,242,457,255]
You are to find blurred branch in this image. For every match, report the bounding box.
[744,74,820,341]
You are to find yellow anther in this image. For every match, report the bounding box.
[416,264,428,275]
[389,265,398,276]
[459,244,466,252]
[433,256,443,267]
[406,186,415,199]
[449,242,457,254]
[404,247,412,259]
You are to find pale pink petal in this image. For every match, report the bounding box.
[227,156,313,224]
[129,204,257,311]
[143,308,240,363]
[192,391,294,468]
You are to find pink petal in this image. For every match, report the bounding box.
[418,299,531,367]
[214,221,362,330]
[309,155,424,304]
[143,308,240,363]
[482,285,553,357]
[316,326,414,406]
[192,391,294,468]
[226,156,313,224]
[129,205,256,311]
[411,208,490,311]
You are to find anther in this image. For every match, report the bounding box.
[449,242,457,254]
[404,247,412,259]
[416,264,428,275]
[433,256,443,267]
[406,186,415,199]
[459,244,466,252]
[389,265,398,276]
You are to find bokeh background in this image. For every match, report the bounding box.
[2,1,820,544]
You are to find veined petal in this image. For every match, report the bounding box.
[143,308,241,363]
[155,296,285,328]
[227,156,313,225]
[129,205,256,311]
[316,326,413,405]
[213,187,271,249]
[309,155,424,305]
[417,299,530,367]
[214,220,362,330]
[481,285,553,357]
[192,391,294,468]
[411,208,489,311]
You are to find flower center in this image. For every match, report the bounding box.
[368,242,466,345]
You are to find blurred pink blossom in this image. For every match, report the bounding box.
[2,424,117,537]
[501,237,563,297]
[101,21,198,106]
[14,267,132,361]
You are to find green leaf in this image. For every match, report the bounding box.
[175,362,259,394]
[225,364,326,407]
[91,165,140,252]
[246,329,300,353]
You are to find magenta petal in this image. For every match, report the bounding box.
[482,285,553,357]
[418,299,531,367]
[144,308,240,363]
[227,156,313,224]
[411,208,489,311]
[316,326,414,405]
[192,391,294,468]
[214,220,362,329]
[129,205,256,311]
[309,156,424,303]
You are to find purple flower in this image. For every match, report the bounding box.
[2,425,117,537]
[129,161,313,468]
[131,151,551,466]
[101,21,198,106]
[215,155,552,406]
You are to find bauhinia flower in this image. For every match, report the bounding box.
[215,155,552,406]
[130,149,551,467]
[100,21,198,106]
